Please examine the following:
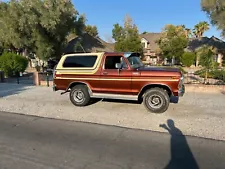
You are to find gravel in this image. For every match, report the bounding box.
[1,83,225,141]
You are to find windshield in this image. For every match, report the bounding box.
[127,55,144,69]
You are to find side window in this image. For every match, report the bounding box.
[105,56,127,69]
[63,55,97,68]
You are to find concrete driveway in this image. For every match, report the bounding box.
[0,83,225,141]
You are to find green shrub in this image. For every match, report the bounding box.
[0,47,3,56]
[0,52,28,77]
[195,69,225,81]
[211,70,225,81]
[181,52,196,67]
[223,59,225,67]
[194,69,205,76]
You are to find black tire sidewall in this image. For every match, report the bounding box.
[144,88,169,113]
[70,85,90,106]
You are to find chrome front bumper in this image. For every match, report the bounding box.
[178,84,185,97]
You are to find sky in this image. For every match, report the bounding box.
[73,0,222,42]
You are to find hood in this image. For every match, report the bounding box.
[139,66,182,77]
[139,66,181,72]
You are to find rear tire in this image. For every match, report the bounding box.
[70,85,90,106]
[143,88,170,113]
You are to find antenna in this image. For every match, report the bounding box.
[77,37,86,53]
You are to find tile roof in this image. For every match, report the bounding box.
[187,36,225,51]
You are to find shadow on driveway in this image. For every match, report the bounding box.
[0,83,33,98]
[160,119,199,169]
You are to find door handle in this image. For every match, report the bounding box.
[103,72,108,75]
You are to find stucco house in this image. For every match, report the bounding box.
[140,33,161,65]
[140,33,225,67]
[187,36,225,67]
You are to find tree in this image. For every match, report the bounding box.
[201,0,225,37]
[193,21,210,38]
[197,45,215,83]
[223,59,225,67]
[185,28,193,39]
[112,15,143,55]
[0,42,3,55]
[73,14,86,36]
[156,24,188,63]
[180,25,192,38]
[85,25,98,37]
[0,52,28,77]
[181,52,196,67]
[0,0,85,60]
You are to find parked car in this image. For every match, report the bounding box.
[53,52,185,113]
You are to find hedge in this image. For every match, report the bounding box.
[0,52,28,77]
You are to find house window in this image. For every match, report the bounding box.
[142,42,145,48]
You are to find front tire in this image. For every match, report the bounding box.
[143,88,170,113]
[70,85,90,106]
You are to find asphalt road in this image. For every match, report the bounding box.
[0,111,225,169]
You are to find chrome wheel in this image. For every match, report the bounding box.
[148,95,163,109]
[73,90,85,103]
[143,88,170,114]
[70,85,91,107]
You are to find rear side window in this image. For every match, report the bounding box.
[63,55,97,68]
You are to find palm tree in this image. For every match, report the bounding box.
[176,25,192,38]
[193,28,199,38]
[193,22,210,67]
[193,21,210,38]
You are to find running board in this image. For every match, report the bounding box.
[91,93,138,101]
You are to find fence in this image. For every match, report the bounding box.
[4,73,34,85]
[1,71,53,87]
[35,72,53,87]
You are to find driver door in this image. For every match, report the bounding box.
[100,55,132,94]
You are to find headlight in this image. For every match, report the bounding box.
[180,74,184,83]
[178,74,184,89]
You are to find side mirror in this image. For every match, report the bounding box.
[115,63,122,69]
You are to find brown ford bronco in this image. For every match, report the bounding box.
[53,52,185,113]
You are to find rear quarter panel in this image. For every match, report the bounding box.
[53,53,103,92]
